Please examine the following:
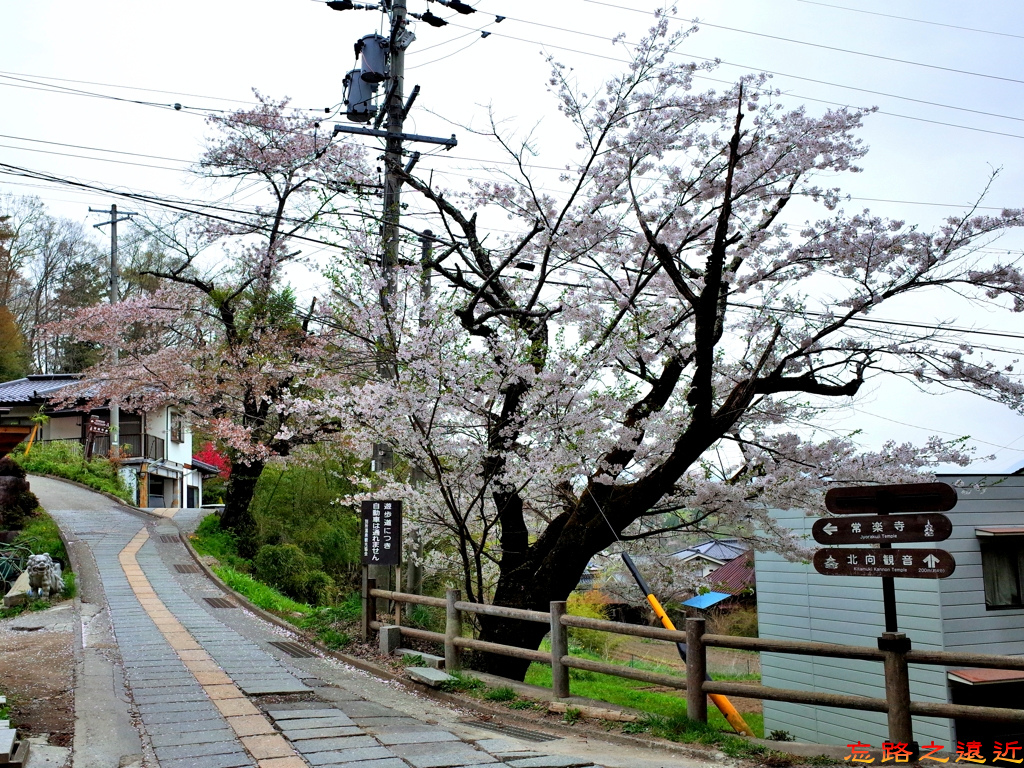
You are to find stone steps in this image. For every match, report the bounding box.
[395,647,445,669]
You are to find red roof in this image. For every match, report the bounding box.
[707,553,756,596]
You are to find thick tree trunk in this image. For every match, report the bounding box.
[477,515,598,680]
[220,459,265,559]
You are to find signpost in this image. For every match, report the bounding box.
[811,513,952,545]
[814,482,957,633]
[84,416,109,461]
[812,547,955,578]
[361,500,402,566]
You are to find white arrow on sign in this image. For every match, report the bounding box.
[822,523,838,535]
[923,554,940,568]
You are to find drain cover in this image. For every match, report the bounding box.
[175,564,201,573]
[268,640,316,658]
[158,535,179,544]
[465,720,560,742]
[204,597,236,608]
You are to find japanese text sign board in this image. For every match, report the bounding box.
[812,513,952,545]
[813,547,956,578]
[87,417,109,436]
[824,481,956,515]
[361,500,402,566]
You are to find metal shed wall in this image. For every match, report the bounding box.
[756,504,952,746]
[935,475,1024,656]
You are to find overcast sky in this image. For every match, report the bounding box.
[2,0,1024,474]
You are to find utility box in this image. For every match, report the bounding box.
[356,34,389,83]
[344,69,377,123]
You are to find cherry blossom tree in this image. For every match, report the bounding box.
[329,18,1024,677]
[53,94,373,554]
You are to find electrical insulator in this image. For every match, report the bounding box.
[355,33,389,83]
[344,68,378,123]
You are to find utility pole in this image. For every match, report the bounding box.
[90,204,136,452]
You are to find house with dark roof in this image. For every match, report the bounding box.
[670,538,750,577]
[706,552,756,596]
[0,374,218,508]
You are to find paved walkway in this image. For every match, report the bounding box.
[34,478,703,768]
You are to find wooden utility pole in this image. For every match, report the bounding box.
[89,204,136,452]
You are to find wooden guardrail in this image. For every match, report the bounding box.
[365,580,1024,740]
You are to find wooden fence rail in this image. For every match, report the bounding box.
[366,584,1024,738]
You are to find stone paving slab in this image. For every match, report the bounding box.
[315,760,409,768]
[278,726,363,740]
[155,739,251,760]
[355,716,433,730]
[268,708,350,721]
[375,729,461,745]
[160,752,255,768]
[289,735,380,753]
[505,758,597,768]
[277,717,357,731]
[237,680,312,695]
[334,702,398,718]
[150,728,237,748]
[390,741,499,768]
[303,746,396,765]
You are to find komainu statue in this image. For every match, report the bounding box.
[26,553,64,599]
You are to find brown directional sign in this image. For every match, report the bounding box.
[812,513,952,545]
[825,481,957,515]
[813,547,956,579]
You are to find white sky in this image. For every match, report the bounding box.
[2,0,1024,474]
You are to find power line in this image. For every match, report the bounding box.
[584,0,1024,87]
[794,1,1024,41]
[0,133,191,164]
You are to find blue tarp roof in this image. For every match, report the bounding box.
[681,591,732,610]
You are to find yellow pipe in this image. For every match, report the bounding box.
[23,424,38,456]
[646,593,755,737]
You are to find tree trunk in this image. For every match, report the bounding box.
[220,459,264,559]
[477,515,598,680]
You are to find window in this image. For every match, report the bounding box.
[169,410,184,443]
[980,537,1024,610]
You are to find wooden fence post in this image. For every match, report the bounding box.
[362,577,376,640]
[445,588,462,672]
[686,617,707,723]
[550,601,570,699]
[880,632,916,752]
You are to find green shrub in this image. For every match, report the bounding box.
[298,597,359,648]
[14,510,69,566]
[14,441,132,503]
[439,670,485,693]
[254,543,314,600]
[249,446,363,587]
[302,570,337,606]
[190,514,249,571]
[567,591,622,658]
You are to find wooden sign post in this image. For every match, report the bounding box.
[815,482,957,633]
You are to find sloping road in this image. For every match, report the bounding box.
[34,477,708,768]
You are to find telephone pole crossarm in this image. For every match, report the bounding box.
[333,124,457,148]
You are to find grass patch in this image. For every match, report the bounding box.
[439,670,486,694]
[16,441,133,503]
[14,509,69,565]
[624,712,776,760]
[190,514,250,571]
[482,686,518,702]
[524,647,763,738]
[211,565,310,622]
[298,593,360,650]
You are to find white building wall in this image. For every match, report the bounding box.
[757,504,952,747]
[45,415,82,440]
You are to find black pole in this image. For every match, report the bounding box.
[879,497,898,632]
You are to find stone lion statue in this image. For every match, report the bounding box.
[26,553,64,600]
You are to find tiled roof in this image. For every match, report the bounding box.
[671,538,748,564]
[0,375,81,406]
[706,553,756,596]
